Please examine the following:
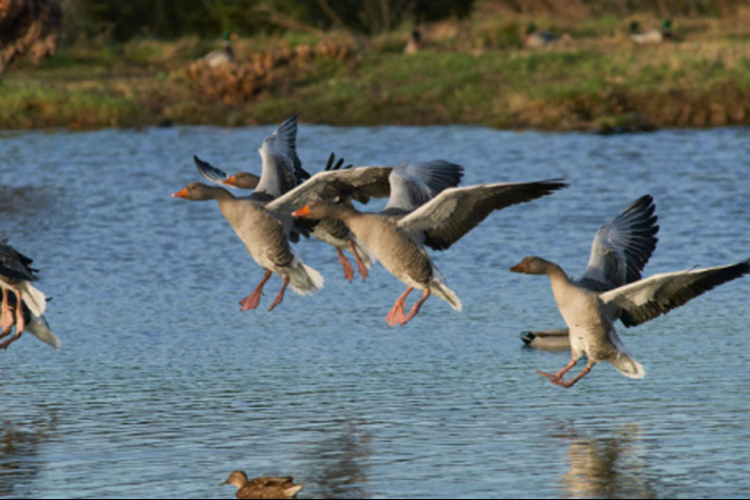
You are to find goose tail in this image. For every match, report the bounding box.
[611,354,646,379]
[26,316,61,350]
[429,267,462,311]
[287,258,324,295]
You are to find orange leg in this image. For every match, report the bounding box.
[14,289,24,334]
[336,247,355,283]
[386,287,412,327]
[538,357,578,381]
[239,270,272,311]
[550,366,592,388]
[0,289,13,335]
[347,240,369,281]
[400,289,430,326]
[268,275,290,312]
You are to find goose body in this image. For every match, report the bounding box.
[172,183,322,311]
[510,256,750,387]
[293,179,567,326]
[234,155,464,283]
[520,195,659,349]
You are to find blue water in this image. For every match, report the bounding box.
[1,125,749,498]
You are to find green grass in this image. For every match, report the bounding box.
[5,22,750,130]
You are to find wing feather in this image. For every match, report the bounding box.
[600,260,750,327]
[397,179,568,250]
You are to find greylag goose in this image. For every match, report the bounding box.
[200,152,463,283]
[521,195,659,349]
[510,256,750,387]
[0,290,59,350]
[292,179,567,326]
[196,151,377,282]
[172,182,323,312]
[221,471,303,499]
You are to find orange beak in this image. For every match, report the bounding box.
[222,175,237,187]
[292,205,310,218]
[171,187,189,199]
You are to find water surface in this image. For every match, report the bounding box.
[1,125,749,498]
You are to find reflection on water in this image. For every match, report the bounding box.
[0,412,58,498]
[299,421,372,499]
[560,425,657,499]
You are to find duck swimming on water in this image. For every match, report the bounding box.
[221,471,303,499]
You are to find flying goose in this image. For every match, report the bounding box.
[292,179,568,326]
[196,151,377,282]
[521,195,659,349]
[510,256,750,387]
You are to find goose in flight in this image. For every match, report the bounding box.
[510,255,750,387]
[521,195,659,349]
[292,179,568,326]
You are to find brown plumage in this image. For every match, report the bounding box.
[221,471,303,499]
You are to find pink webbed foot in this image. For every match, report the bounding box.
[399,289,430,327]
[537,369,561,381]
[240,270,272,311]
[385,301,408,327]
[239,291,263,311]
[0,330,22,350]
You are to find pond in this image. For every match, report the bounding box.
[1,124,749,498]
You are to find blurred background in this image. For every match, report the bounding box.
[2,0,750,131]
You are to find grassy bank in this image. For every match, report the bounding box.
[4,12,750,131]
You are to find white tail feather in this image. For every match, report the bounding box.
[19,282,46,317]
[429,265,462,311]
[26,316,61,350]
[287,258,324,295]
[430,281,462,311]
[611,354,645,379]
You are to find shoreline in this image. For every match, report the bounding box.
[3,32,750,133]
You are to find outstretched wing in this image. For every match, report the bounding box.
[578,194,659,291]
[600,260,750,327]
[397,179,568,251]
[385,161,464,213]
[266,164,395,214]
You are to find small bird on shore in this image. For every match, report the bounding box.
[221,471,303,499]
[203,30,234,67]
[629,20,673,45]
